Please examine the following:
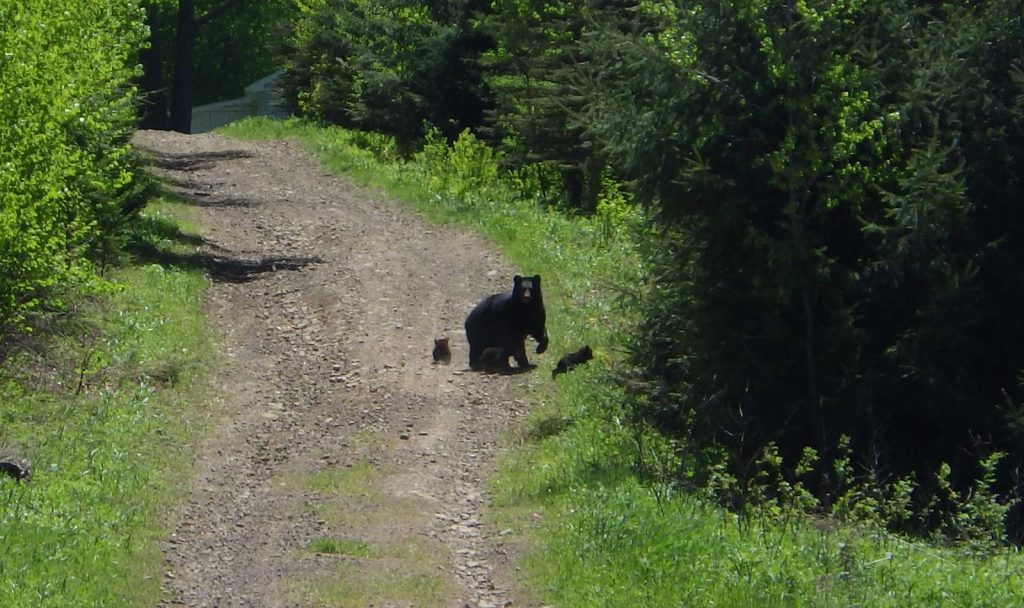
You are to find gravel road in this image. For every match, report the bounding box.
[133,130,539,608]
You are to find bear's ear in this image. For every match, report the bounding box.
[514,275,523,285]
[532,275,541,285]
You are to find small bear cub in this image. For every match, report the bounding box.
[432,337,452,364]
[477,346,513,373]
[552,345,593,379]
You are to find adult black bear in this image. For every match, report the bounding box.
[465,274,549,371]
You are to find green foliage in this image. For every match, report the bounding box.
[0,0,147,331]
[279,0,492,148]
[577,0,1024,539]
[829,435,915,532]
[747,443,820,527]
[594,173,641,242]
[412,128,501,201]
[192,0,296,104]
[141,0,296,116]
[919,452,1015,551]
[727,435,1015,551]
[481,0,605,210]
[530,478,1024,608]
[0,200,211,607]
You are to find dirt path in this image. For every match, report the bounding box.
[133,130,536,608]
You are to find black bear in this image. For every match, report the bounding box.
[465,274,549,371]
[552,345,593,378]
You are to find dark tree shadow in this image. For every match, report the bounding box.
[158,180,257,209]
[200,253,323,283]
[141,153,261,209]
[131,213,220,250]
[140,148,253,172]
[194,195,258,209]
[127,220,321,284]
[525,414,574,441]
[132,147,320,281]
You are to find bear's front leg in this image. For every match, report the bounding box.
[511,340,533,369]
[468,343,483,370]
[535,332,549,354]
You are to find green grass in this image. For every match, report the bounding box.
[220,117,1024,607]
[287,562,448,607]
[530,479,1024,607]
[305,537,374,557]
[0,198,212,607]
[304,460,380,497]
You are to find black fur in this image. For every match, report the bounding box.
[478,346,513,373]
[552,345,593,378]
[465,274,549,371]
[432,337,451,364]
[0,459,30,482]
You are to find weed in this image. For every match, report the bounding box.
[305,537,374,557]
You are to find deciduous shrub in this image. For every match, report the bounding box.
[0,0,147,332]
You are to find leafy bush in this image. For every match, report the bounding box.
[0,0,147,332]
[411,128,501,203]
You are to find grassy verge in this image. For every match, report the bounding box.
[220,117,1024,607]
[0,198,212,607]
[531,480,1024,606]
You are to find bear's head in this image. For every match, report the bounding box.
[513,274,541,304]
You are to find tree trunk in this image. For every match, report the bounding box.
[170,0,197,133]
[139,3,169,129]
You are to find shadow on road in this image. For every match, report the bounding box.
[142,149,253,172]
[132,145,320,282]
[127,217,321,284]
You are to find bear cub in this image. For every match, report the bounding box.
[477,346,513,373]
[465,274,549,371]
[432,337,451,364]
[552,345,593,378]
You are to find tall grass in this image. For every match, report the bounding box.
[221,117,1024,607]
[0,199,211,607]
[535,479,1024,607]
